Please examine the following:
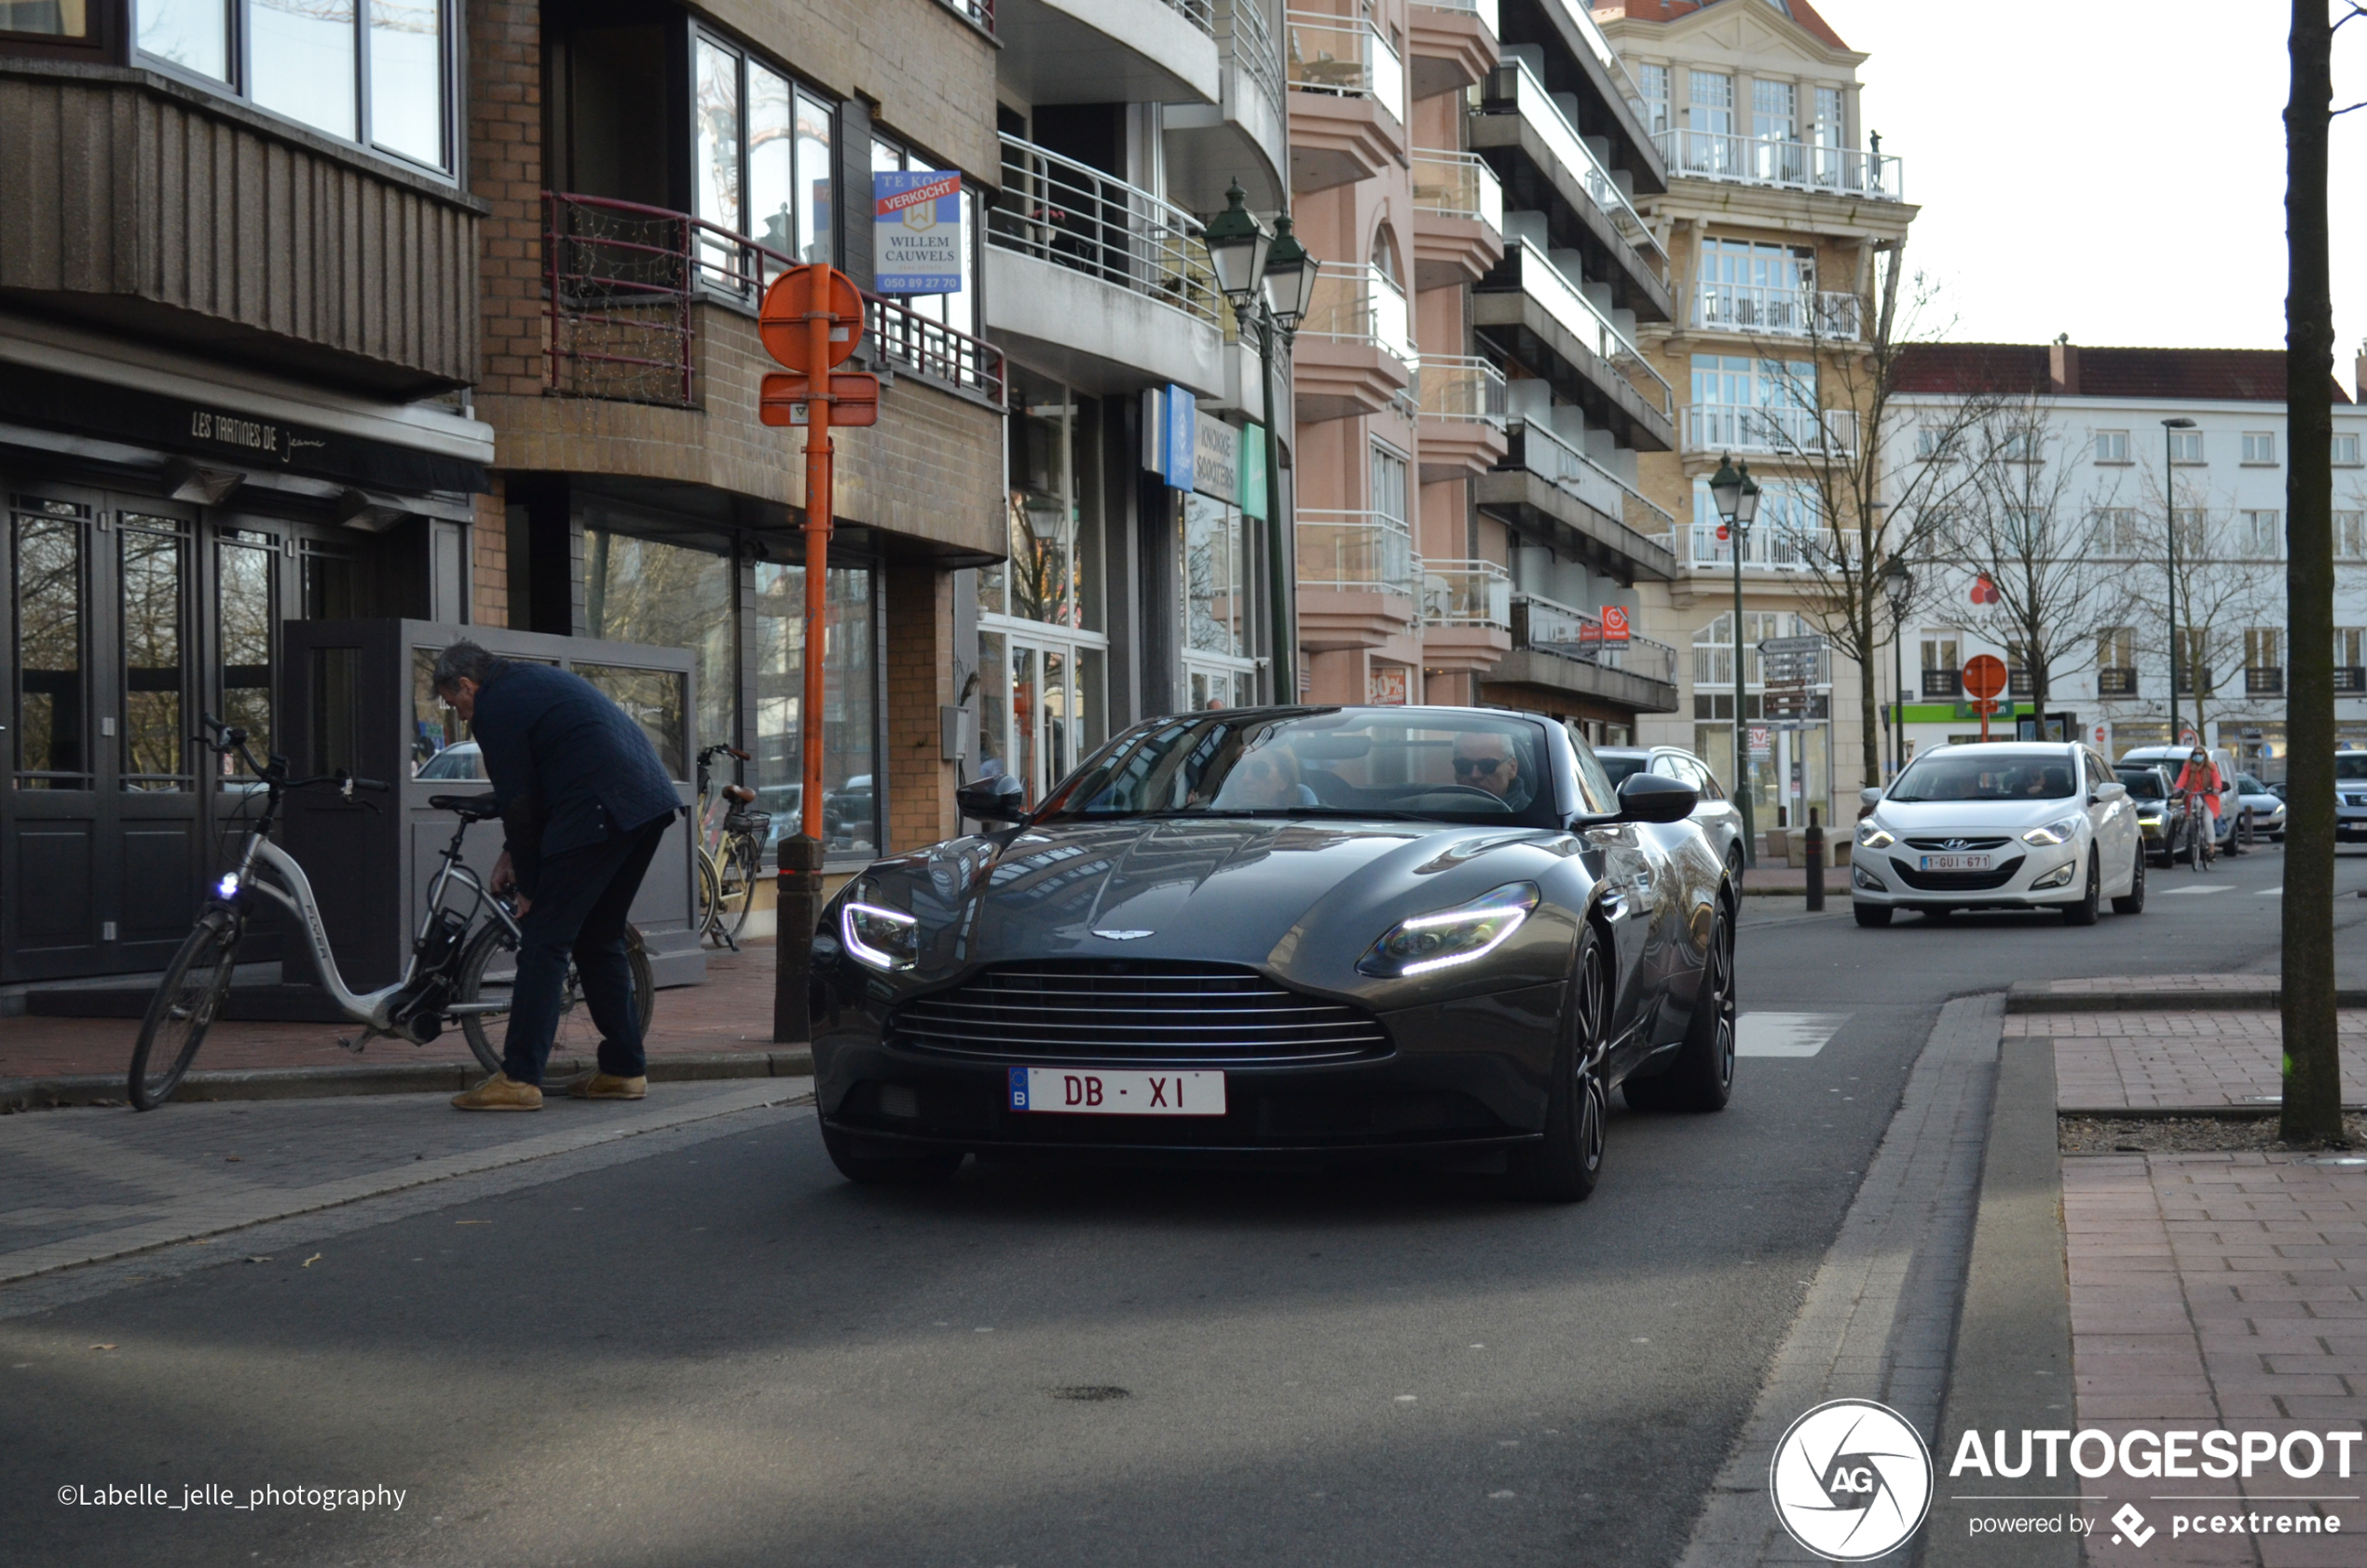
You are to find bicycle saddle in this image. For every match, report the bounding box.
[724,784,757,804]
[430,792,502,819]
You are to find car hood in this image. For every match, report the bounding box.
[1868,798,2087,839]
[853,816,1569,975]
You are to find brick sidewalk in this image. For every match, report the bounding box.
[0,941,787,1083]
[2035,990,2367,1565]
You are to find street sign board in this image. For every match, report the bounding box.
[1762,689,1810,719]
[1758,634,1827,686]
[758,266,865,372]
[759,372,881,428]
[1962,654,2008,700]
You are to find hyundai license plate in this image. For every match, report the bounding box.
[1918,853,1992,872]
[1008,1067,1225,1117]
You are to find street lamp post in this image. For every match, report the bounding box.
[1205,183,1318,703]
[1881,554,1913,784]
[2161,417,2196,743]
[1709,456,1761,867]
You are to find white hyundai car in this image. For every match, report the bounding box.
[1851,742,2146,927]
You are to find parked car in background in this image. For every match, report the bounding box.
[2233,774,2286,843]
[2114,765,2195,868]
[416,742,484,781]
[2338,753,2367,846]
[1594,746,1746,879]
[2116,745,2246,851]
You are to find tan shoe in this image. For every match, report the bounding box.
[568,1072,648,1100]
[452,1072,543,1111]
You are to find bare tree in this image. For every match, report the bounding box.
[2107,476,2281,745]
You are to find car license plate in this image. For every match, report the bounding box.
[1008,1067,1225,1117]
[1918,853,1993,872]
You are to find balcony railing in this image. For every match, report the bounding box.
[1218,0,1285,119]
[1162,0,1218,36]
[1503,240,1674,416]
[1419,355,1507,424]
[1285,10,1403,122]
[1505,418,1677,544]
[2007,670,2034,699]
[1298,510,1416,596]
[1476,59,1667,276]
[2247,666,2286,697]
[2174,665,2211,697]
[545,191,1006,408]
[1681,402,1856,457]
[1655,128,1905,202]
[1691,280,1861,341]
[1416,0,1499,29]
[1300,262,1417,367]
[934,0,993,30]
[1511,593,1678,685]
[2097,667,2139,697]
[2335,665,2367,694]
[989,135,1222,330]
[1687,516,1810,571]
[1921,670,1963,699]
[1412,148,1504,232]
[1422,558,1512,628]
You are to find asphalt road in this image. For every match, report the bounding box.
[5,840,2357,1568]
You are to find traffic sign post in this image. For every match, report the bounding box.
[1961,654,2008,743]
[759,265,869,1044]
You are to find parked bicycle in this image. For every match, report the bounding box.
[128,716,653,1110]
[692,743,770,948]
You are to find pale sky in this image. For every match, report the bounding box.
[1810,0,2367,392]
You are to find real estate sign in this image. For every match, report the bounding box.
[873,171,964,293]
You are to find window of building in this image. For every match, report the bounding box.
[581,527,734,757]
[2172,508,2209,554]
[124,0,452,171]
[1685,69,1732,171]
[2238,508,2280,555]
[872,135,978,338]
[2,0,90,36]
[2089,507,2138,554]
[1750,78,1796,179]
[2335,432,2362,466]
[2094,429,2129,463]
[2169,429,2205,464]
[2337,511,2366,559]
[2241,431,2278,465]
[695,34,833,284]
[752,561,877,855]
[1813,86,1843,148]
[2097,627,2136,670]
[1635,63,1670,135]
[1183,493,1245,661]
[2245,627,2283,673]
[2338,628,2366,673]
[1695,238,1813,326]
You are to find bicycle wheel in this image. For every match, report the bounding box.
[719,833,763,943]
[128,909,241,1111]
[456,922,659,1079]
[692,848,721,944]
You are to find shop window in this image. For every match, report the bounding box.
[582,528,734,768]
[118,517,191,791]
[216,531,277,777]
[129,0,455,172]
[996,384,1086,628]
[1184,494,1246,661]
[12,499,88,787]
[695,34,834,280]
[2,0,89,38]
[573,662,689,778]
[753,562,876,855]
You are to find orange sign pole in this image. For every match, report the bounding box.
[800,298,832,844]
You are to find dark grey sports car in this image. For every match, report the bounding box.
[808,705,1738,1201]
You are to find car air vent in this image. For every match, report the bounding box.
[888,961,1392,1066]
[1903,837,2013,852]
[1894,856,2026,892]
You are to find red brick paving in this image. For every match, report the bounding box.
[2008,1009,2367,1111]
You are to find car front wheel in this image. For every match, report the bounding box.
[2111,844,2146,915]
[2064,849,2101,925]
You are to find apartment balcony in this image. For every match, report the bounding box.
[2247,666,2286,697]
[1292,263,1417,423]
[1474,239,1674,452]
[1418,557,1513,672]
[1297,510,1417,650]
[1683,511,1813,575]
[1407,0,1500,99]
[1656,129,1906,203]
[1,63,477,397]
[1479,593,1679,715]
[1165,0,1291,211]
[1921,670,1963,699]
[983,136,1227,396]
[1410,150,1506,289]
[1470,58,1670,320]
[1679,402,1856,458]
[1415,356,1509,481]
[1475,417,1676,583]
[1284,8,1406,193]
[2097,667,2139,698]
[997,0,1221,109]
[1689,280,1861,343]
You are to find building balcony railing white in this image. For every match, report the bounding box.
[989,133,1222,330]
[1285,9,1404,123]
[1477,57,1667,276]
[1690,280,1861,342]
[1418,355,1507,425]
[1298,510,1416,596]
[1511,592,1679,684]
[1217,0,1285,119]
[1509,240,1674,416]
[1412,148,1504,232]
[1507,416,1676,546]
[1680,402,1856,457]
[1685,519,1813,573]
[1422,558,1512,629]
[1654,128,1905,202]
[1159,0,1218,37]
[1300,262,1418,369]
[1415,0,1499,30]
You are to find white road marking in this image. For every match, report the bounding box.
[2160,884,2233,896]
[2257,886,2282,896]
[1735,1013,1851,1057]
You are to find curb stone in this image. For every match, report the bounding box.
[0,1047,814,1113]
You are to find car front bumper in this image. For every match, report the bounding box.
[1846,839,2087,910]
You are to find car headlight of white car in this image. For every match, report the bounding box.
[2020,814,2085,847]
[1857,821,1896,849]
[841,900,921,971]
[1359,882,1539,978]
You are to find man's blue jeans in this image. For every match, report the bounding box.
[499,819,669,1086]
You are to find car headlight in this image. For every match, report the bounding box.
[2031,862,2077,890]
[1358,882,1539,978]
[1857,821,1895,849]
[841,901,920,972]
[2021,815,2084,847]
[2137,811,2163,826]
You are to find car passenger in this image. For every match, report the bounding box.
[1215,738,1317,809]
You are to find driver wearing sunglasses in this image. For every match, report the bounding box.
[1451,730,1531,809]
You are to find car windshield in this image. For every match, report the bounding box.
[1596,754,1649,787]
[2115,770,2168,801]
[1037,710,1561,826]
[417,743,482,781]
[2339,755,2367,781]
[1891,753,2077,803]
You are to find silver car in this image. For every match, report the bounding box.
[1852,742,2146,927]
[2233,773,2286,843]
[1595,746,1747,879]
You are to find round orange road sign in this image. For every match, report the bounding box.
[759,266,866,373]
[1962,653,2008,701]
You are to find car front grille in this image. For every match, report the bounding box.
[1902,837,2012,852]
[887,961,1392,1066]
[1892,855,2027,892]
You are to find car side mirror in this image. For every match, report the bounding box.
[1859,786,1883,807]
[2091,782,2128,806]
[955,771,1028,824]
[1615,771,1698,825]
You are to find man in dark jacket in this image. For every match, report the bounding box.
[431,642,683,1111]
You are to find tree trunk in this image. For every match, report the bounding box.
[1859,589,1880,791]
[2282,0,2340,1145]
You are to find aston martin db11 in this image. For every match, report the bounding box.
[808,705,1738,1201]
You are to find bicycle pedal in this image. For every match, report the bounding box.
[336,1035,366,1055]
